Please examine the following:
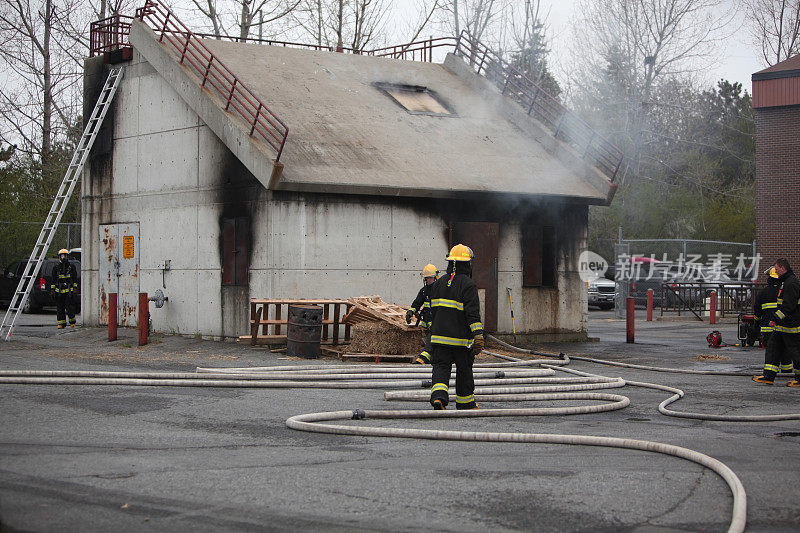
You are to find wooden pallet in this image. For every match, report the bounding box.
[240,299,353,346]
[340,353,417,363]
[342,295,417,331]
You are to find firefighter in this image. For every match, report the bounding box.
[427,244,483,410]
[51,249,78,329]
[405,263,439,364]
[753,259,800,386]
[754,268,781,346]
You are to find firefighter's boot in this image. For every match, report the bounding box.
[752,375,774,385]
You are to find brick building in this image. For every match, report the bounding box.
[752,55,800,278]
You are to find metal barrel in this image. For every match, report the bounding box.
[286,304,323,359]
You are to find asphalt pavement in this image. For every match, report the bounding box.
[0,308,798,532]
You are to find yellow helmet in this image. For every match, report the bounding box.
[58,249,69,256]
[421,264,439,278]
[446,244,474,262]
[769,267,779,279]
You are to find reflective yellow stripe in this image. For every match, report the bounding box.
[419,351,430,362]
[431,383,449,393]
[780,364,794,371]
[431,298,464,311]
[778,298,783,304]
[773,325,800,333]
[775,310,786,319]
[409,307,416,313]
[469,322,483,332]
[761,326,773,332]
[762,302,778,309]
[455,394,475,403]
[765,364,780,372]
[431,335,472,347]
[422,302,430,308]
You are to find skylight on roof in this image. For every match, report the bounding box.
[374,83,454,117]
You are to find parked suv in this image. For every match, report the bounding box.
[0,258,81,313]
[587,275,617,310]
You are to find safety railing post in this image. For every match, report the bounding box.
[646,289,653,322]
[225,78,237,110]
[251,103,262,135]
[108,293,117,341]
[710,291,717,325]
[626,297,635,343]
[139,292,148,346]
[180,31,190,64]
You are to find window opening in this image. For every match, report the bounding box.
[373,82,454,116]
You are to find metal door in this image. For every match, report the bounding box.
[451,222,499,332]
[99,223,139,326]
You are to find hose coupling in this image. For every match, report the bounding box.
[351,409,366,420]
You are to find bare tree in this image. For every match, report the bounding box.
[0,0,86,167]
[439,0,505,41]
[569,0,735,186]
[289,0,390,50]
[744,0,800,65]
[188,0,301,40]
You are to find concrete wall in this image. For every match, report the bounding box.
[82,50,590,340]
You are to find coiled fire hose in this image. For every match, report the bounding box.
[14,335,800,532]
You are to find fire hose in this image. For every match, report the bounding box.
[12,342,798,532]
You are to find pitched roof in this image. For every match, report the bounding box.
[752,54,800,81]
[130,20,612,203]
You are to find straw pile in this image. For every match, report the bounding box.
[348,322,424,355]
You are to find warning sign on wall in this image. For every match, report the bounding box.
[122,235,134,259]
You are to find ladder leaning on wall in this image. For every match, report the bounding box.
[0,67,124,341]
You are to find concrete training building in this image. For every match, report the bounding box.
[82,10,620,341]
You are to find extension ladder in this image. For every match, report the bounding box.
[0,67,124,341]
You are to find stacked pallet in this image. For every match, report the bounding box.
[342,296,419,332]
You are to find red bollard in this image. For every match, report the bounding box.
[108,293,117,341]
[709,291,717,325]
[626,297,635,343]
[646,289,653,322]
[138,292,148,346]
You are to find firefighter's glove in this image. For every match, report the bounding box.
[405,309,414,324]
[471,334,485,356]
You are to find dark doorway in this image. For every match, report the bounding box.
[451,222,499,333]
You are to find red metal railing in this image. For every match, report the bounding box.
[192,33,360,53]
[134,0,289,161]
[90,14,134,56]
[454,31,623,182]
[366,37,458,61]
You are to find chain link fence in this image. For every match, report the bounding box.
[611,237,757,318]
[0,221,81,269]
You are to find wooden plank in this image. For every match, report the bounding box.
[333,302,340,345]
[252,318,347,326]
[237,335,348,346]
[322,303,330,341]
[251,305,262,346]
[275,303,282,336]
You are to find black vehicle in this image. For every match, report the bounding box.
[0,258,81,313]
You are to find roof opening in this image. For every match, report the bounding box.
[373,82,454,116]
